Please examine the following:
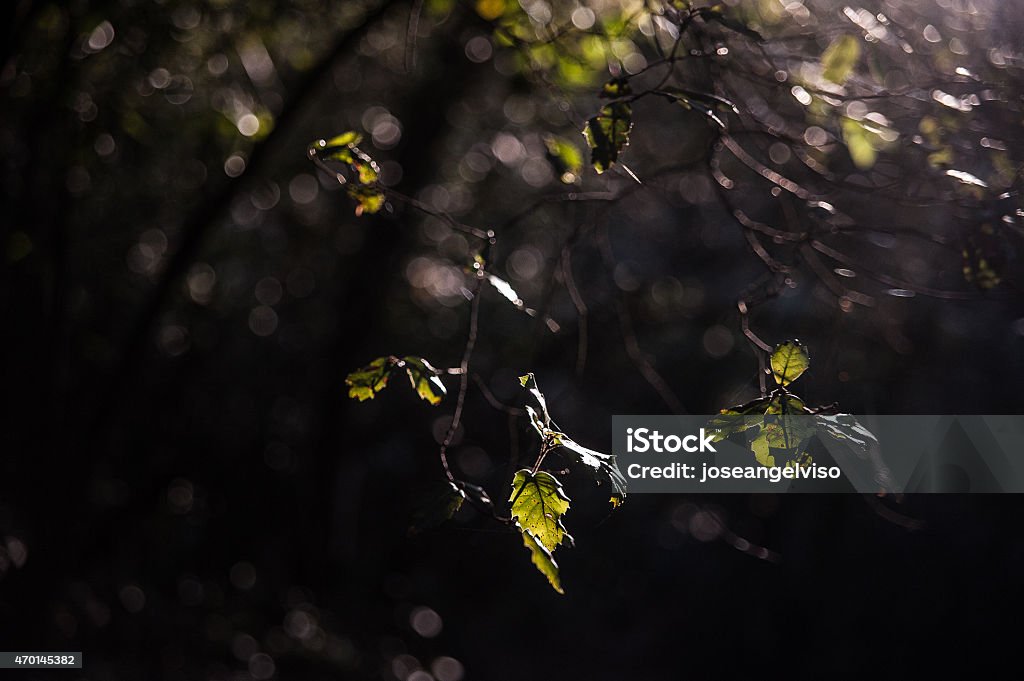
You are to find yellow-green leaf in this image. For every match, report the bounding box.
[345,357,392,401]
[510,470,572,552]
[770,341,810,386]
[521,529,563,593]
[403,356,446,405]
[347,184,385,216]
[765,393,807,415]
[822,34,860,84]
[583,101,632,173]
[346,355,445,404]
[320,131,362,148]
[707,397,771,442]
[750,430,774,467]
[310,130,384,216]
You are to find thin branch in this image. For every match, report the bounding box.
[596,221,688,414]
[560,243,589,376]
[470,373,525,416]
[404,0,424,73]
[438,273,484,482]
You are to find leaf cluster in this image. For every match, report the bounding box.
[345,355,447,405]
[308,131,385,216]
[709,341,877,468]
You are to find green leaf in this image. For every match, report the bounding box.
[521,529,563,593]
[761,415,816,461]
[310,130,385,216]
[345,357,393,401]
[765,393,808,415]
[821,34,861,84]
[346,356,445,404]
[321,131,362,148]
[510,469,572,553]
[750,429,774,467]
[584,101,632,173]
[544,135,584,184]
[706,396,772,442]
[402,356,446,405]
[770,341,810,387]
[346,184,386,216]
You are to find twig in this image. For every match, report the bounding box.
[438,273,484,481]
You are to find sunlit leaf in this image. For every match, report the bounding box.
[750,430,774,467]
[347,184,385,216]
[346,356,445,404]
[510,469,572,552]
[762,414,816,460]
[321,131,362,149]
[770,341,810,386]
[310,130,384,216]
[403,356,446,405]
[521,529,563,593]
[765,393,808,415]
[345,357,392,401]
[706,396,771,442]
[822,34,861,84]
[584,101,632,173]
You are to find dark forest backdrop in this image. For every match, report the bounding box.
[3,0,1024,678]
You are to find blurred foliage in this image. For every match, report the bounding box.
[308,131,386,215]
[3,0,1024,676]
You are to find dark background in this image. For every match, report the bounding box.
[3,0,1024,678]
